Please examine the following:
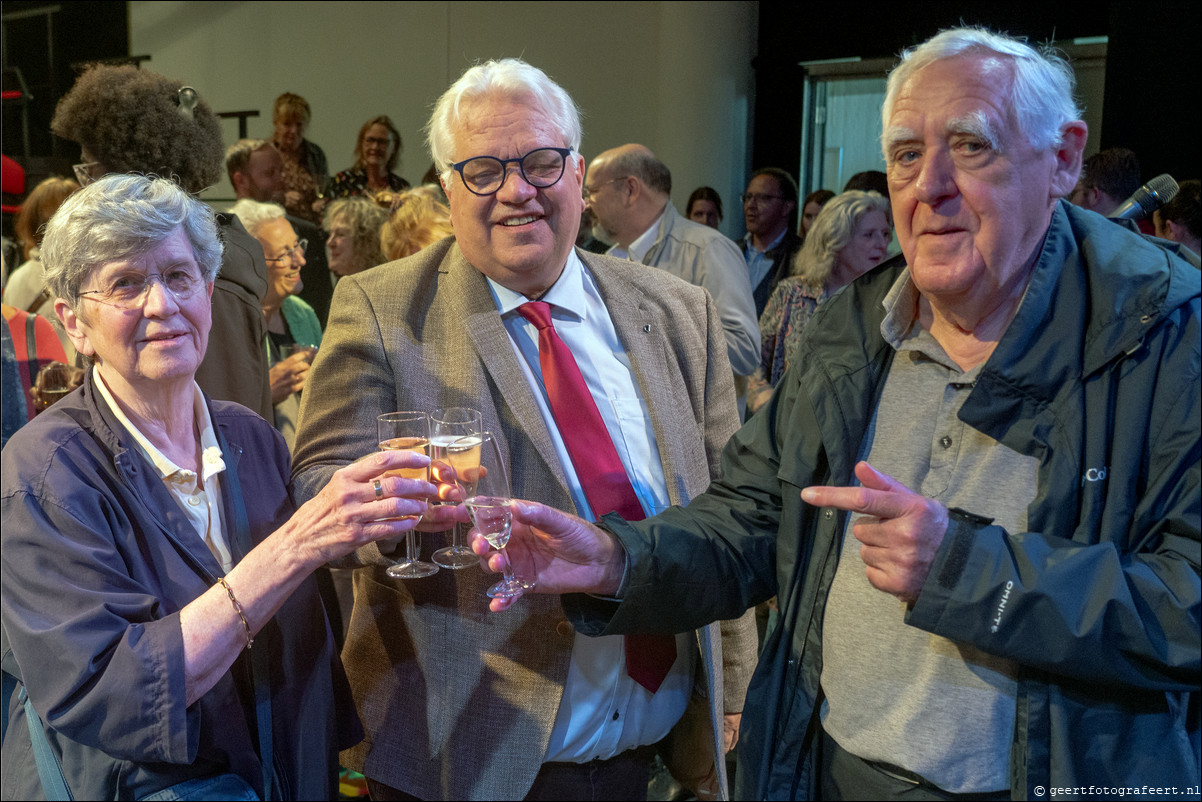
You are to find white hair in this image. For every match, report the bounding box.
[881,27,1081,159]
[229,198,286,237]
[425,58,583,182]
[42,174,222,310]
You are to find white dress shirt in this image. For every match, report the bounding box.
[487,249,695,762]
[744,227,786,291]
[94,372,233,573]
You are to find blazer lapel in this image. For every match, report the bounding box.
[587,255,696,507]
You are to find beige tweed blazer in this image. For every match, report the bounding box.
[292,239,756,800]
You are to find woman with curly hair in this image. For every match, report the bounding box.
[50,64,273,421]
[746,190,891,413]
[51,67,224,193]
[273,92,329,225]
[330,116,410,203]
[323,198,388,277]
[379,187,452,261]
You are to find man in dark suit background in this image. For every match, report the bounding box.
[740,167,802,317]
[291,58,756,801]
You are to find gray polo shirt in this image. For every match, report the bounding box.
[819,269,1037,793]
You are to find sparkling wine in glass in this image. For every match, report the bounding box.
[465,432,535,599]
[430,407,483,570]
[377,411,438,578]
[35,362,73,409]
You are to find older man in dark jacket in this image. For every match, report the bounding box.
[482,27,1201,800]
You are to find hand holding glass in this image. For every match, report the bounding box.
[465,432,535,599]
[377,411,439,578]
[280,343,317,364]
[430,407,483,569]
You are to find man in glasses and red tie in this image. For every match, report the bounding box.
[291,58,757,802]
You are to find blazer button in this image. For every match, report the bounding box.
[556,621,573,637]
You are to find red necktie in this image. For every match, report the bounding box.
[517,301,677,693]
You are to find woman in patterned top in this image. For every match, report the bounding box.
[273,92,329,225]
[330,116,410,204]
[747,190,891,413]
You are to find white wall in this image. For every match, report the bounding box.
[130,0,758,238]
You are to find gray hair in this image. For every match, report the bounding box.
[229,198,286,237]
[426,58,583,182]
[606,148,672,195]
[881,27,1081,158]
[791,190,890,289]
[41,174,222,311]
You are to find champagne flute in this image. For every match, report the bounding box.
[465,432,535,599]
[377,411,439,579]
[35,362,74,410]
[280,342,317,364]
[430,407,483,569]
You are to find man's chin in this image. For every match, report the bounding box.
[590,223,616,246]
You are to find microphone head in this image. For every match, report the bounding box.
[1141,174,1180,212]
[1111,174,1179,220]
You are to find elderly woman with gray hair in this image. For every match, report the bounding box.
[746,190,892,413]
[0,175,451,801]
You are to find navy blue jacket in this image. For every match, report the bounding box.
[1,370,358,800]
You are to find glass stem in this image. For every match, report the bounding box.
[455,481,477,551]
[405,531,420,563]
[499,547,517,585]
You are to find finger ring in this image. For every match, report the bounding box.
[372,478,384,500]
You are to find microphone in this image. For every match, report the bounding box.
[1109,174,1179,220]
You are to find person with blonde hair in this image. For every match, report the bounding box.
[323,197,388,277]
[746,190,890,412]
[379,187,452,261]
[273,92,328,224]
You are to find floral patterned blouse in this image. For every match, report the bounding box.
[277,139,328,225]
[329,168,410,199]
[746,277,825,412]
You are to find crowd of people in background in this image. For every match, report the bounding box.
[0,24,1198,802]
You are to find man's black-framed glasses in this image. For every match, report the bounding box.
[451,147,573,196]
